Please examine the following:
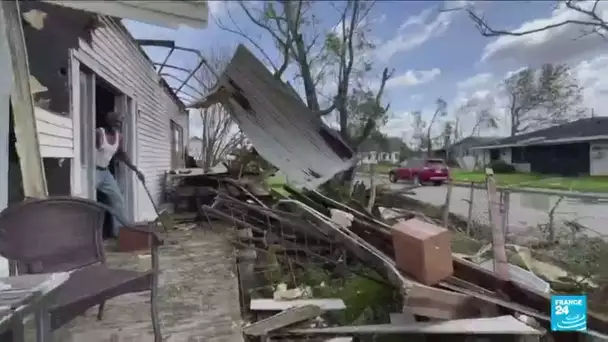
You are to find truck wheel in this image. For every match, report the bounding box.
[389,173,398,183]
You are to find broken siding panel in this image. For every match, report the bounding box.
[221,45,355,188]
[43,1,209,29]
[35,107,74,158]
[77,16,186,221]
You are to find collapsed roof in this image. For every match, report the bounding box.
[190,44,356,188]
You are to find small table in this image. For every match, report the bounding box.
[0,272,70,342]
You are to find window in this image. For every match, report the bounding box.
[170,121,184,169]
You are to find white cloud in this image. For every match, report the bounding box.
[410,94,424,102]
[209,0,247,19]
[481,1,608,66]
[386,68,441,88]
[374,4,455,62]
[451,51,608,138]
[571,54,608,116]
[399,8,433,31]
[456,72,493,90]
[380,113,414,137]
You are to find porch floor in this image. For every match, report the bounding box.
[55,226,244,342]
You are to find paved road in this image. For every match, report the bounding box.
[355,174,608,237]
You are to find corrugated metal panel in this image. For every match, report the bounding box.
[77,16,188,221]
[35,107,74,158]
[42,1,208,29]
[216,45,355,188]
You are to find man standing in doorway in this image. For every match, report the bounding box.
[96,111,145,237]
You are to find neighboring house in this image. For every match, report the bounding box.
[472,117,608,176]
[434,136,502,170]
[357,137,409,164]
[1,1,203,222]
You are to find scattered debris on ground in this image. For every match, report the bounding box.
[161,168,608,341]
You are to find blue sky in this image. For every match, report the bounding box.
[125,1,608,141]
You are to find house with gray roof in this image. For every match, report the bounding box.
[433,136,502,170]
[472,117,608,176]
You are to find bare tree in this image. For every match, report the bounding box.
[454,97,500,139]
[410,111,427,153]
[441,121,454,150]
[466,1,608,39]
[215,0,392,149]
[503,64,586,136]
[426,98,448,155]
[195,46,245,170]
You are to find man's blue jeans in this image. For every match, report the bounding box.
[96,168,130,237]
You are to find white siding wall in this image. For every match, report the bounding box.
[590,141,608,176]
[35,107,74,158]
[77,17,188,221]
[499,148,512,164]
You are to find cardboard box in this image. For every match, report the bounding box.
[391,218,453,285]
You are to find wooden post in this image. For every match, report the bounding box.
[466,182,474,236]
[442,181,453,227]
[485,168,509,280]
[501,191,510,236]
[1,0,47,198]
[366,163,376,212]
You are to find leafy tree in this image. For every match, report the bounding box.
[503,64,586,136]
[454,97,500,139]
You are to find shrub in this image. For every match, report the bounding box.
[487,160,516,174]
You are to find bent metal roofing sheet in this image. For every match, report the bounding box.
[196,44,356,188]
[42,1,209,29]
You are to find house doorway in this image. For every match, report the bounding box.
[489,148,500,161]
[77,65,136,237]
[170,120,184,169]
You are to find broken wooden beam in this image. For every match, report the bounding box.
[405,285,482,320]
[250,298,346,312]
[279,315,541,336]
[243,305,323,336]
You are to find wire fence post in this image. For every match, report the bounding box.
[466,182,475,236]
[442,181,453,227]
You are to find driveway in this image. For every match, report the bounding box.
[355,174,608,237]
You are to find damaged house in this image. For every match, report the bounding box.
[3,1,191,223]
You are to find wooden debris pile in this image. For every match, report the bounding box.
[177,176,608,341]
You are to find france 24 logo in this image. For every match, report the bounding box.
[551,295,587,332]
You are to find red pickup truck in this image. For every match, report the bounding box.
[388,158,450,186]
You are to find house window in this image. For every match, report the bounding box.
[170,121,184,169]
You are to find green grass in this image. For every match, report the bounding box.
[357,164,608,193]
[451,170,608,193]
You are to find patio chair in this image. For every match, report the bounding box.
[0,197,163,341]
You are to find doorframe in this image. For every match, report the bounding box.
[70,49,137,219]
[0,93,8,211]
[115,95,137,221]
[170,119,184,169]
